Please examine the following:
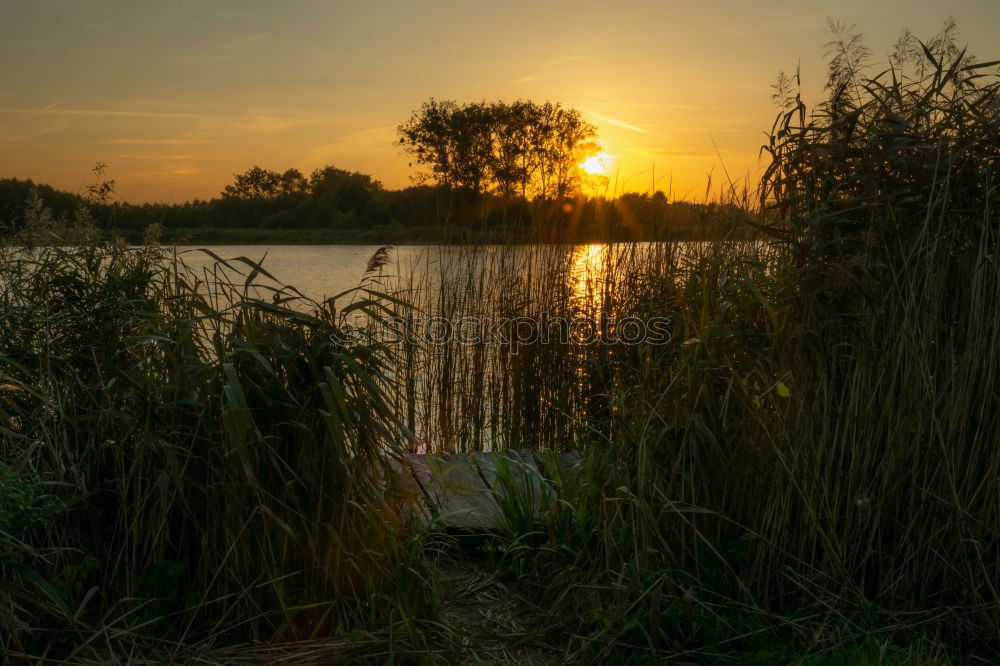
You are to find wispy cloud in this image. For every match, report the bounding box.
[165,166,204,176]
[215,33,268,51]
[580,101,771,112]
[232,113,299,134]
[543,54,588,67]
[0,105,307,140]
[100,154,204,160]
[0,100,67,128]
[0,122,68,142]
[581,109,649,134]
[621,145,717,157]
[306,126,395,163]
[666,127,761,134]
[0,107,241,120]
[512,48,591,88]
[108,138,231,145]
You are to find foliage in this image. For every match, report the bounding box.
[0,176,731,244]
[397,99,601,198]
[221,165,309,200]
[379,19,1000,662]
[761,20,1000,256]
[0,177,81,229]
[1,18,998,663]
[0,240,444,660]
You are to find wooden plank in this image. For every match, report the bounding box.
[391,450,583,530]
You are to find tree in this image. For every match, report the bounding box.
[396,99,460,189]
[277,168,308,197]
[221,166,283,199]
[396,99,599,199]
[308,166,383,212]
[539,103,601,198]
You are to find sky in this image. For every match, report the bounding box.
[1,0,997,203]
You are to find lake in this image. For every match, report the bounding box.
[170,243,621,309]
[172,245,429,302]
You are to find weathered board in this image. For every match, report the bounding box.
[390,450,583,529]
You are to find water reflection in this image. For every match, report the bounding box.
[568,243,608,312]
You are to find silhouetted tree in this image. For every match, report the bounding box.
[309,166,383,211]
[221,166,283,199]
[0,178,81,230]
[278,168,308,196]
[396,99,599,199]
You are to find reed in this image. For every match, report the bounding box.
[0,240,444,661]
[385,28,1000,661]
[1,21,997,663]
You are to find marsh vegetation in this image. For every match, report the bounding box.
[1,21,999,664]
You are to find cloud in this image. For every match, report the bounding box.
[0,107,302,135]
[0,122,68,142]
[164,166,204,176]
[306,126,395,163]
[232,114,299,134]
[579,101,771,112]
[108,138,230,145]
[0,107,240,120]
[215,33,268,51]
[666,127,761,134]
[101,154,209,160]
[542,54,589,67]
[580,109,649,134]
[621,145,717,157]
[0,100,67,128]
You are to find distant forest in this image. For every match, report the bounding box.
[0,100,744,244]
[0,171,742,245]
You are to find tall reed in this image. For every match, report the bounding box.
[0,240,442,660]
[396,30,1000,661]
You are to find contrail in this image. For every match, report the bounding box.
[215,33,268,51]
[0,100,66,127]
[581,109,649,134]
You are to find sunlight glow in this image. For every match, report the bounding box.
[580,152,610,176]
[569,243,608,309]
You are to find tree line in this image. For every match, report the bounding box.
[0,172,738,243]
[0,98,739,242]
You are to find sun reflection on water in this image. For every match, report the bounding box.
[569,243,608,312]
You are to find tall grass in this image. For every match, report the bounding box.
[0,240,444,660]
[387,26,1000,662]
[2,20,997,664]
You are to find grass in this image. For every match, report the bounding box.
[380,25,1000,662]
[0,240,447,661]
[1,21,998,664]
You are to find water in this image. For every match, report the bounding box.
[172,245,432,303]
[168,242,685,451]
[171,243,622,308]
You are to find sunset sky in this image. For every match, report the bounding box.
[2,1,997,203]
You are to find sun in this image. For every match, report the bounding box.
[580,152,609,176]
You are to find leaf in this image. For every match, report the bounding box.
[776,382,791,398]
[960,59,1000,72]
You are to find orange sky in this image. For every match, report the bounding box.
[1,1,997,203]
